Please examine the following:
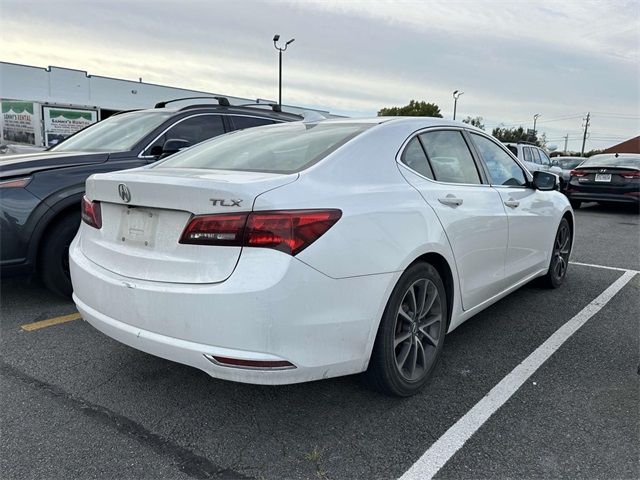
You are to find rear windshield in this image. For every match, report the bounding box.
[581,155,640,168]
[155,122,372,174]
[556,157,584,169]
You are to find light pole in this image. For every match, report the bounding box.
[273,34,295,109]
[533,113,541,134]
[452,90,464,120]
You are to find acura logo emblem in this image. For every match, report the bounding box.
[118,183,131,203]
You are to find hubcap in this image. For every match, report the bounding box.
[552,223,571,281]
[393,279,443,382]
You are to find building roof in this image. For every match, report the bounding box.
[602,136,640,154]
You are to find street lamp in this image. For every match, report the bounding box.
[533,113,541,133]
[452,90,464,120]
[273,34,295,109]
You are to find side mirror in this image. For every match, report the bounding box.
[162,138,191,157]
[532,170,558,191]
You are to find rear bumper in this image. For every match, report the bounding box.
[566,191,640,204]
[70,236,396,385]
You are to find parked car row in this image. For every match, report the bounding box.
[0,97,300,296]
[2,97,634,396]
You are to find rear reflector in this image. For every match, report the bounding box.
[208,355,295,370]
[81,195,102,229]
[180,209,342,255]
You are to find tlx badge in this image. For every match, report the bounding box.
[210,198,242,207]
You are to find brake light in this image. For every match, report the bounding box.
[621,171,640,179]
[570,169,586,177]
[179,209,342,255]
[179,213,248,245]
[81,195,102,229]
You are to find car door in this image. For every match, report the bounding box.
[536,148,563,176]
[398,129,508,311]
[469,133,556,286]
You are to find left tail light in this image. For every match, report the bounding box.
[179,209,342,256]
[81,195,102,229]
[570,169,586,177]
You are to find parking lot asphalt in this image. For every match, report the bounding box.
[1,202,638,480]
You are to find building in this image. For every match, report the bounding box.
[0,61,332,148]
[602,136,640,154]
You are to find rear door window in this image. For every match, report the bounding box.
[400,137,434,179]
[230,115,277,130]
[144,114,226,155]
[531,148,542,164]
[523,147,533,163]
[418,130,481,184]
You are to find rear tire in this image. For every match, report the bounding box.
[570,200,581,209]
[366,262,447,397]
[541,218,572,289]
[40,212,80,298]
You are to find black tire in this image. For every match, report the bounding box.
[39,212,80,297]
[541,218,572,289]
[570,200,581,209]
[366,262,447,397]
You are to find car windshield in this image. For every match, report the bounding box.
[51,111,173,152]
[557,158,584,169]
[156,122,373,174]
[581,154,640,168]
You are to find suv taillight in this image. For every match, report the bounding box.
[81,195,102,229]
[179,209,342,255]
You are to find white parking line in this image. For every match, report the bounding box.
[569,261,640,274]
[400,269,637,480]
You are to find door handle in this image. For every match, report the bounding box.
[438,195,463,207]
[504,199,520,208]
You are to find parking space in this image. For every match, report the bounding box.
[1,203,638,480]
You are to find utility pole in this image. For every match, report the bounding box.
[563,134,569,153]
[581,112,590,156]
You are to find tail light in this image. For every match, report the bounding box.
[0,176,31,188]
[570,169,586,177]
[620,171,640,179]
[179,209,342,256]
[81,195,102,229]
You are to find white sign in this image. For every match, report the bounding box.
[43,106,97,146]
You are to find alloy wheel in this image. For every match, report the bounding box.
[393,278,443,382]
[552,222,571,281]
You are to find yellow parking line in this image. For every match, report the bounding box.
[21,312,82,331]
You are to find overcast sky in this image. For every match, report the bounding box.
[1,0,638,151]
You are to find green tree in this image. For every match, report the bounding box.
[378,100,442,117]
[491,125,545,147]
[462,116,485,130]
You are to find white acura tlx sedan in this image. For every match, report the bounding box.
[70,117,574,396]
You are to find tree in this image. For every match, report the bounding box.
[491,125,545,147]
[378,100,442,117]
[462,116,484,130]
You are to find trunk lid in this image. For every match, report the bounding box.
[81,168,298,283]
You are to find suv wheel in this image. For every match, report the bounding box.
[40,212,80,297]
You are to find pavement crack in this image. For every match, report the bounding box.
[0,360,252,480]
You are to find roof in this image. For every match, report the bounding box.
[133,103,302,121]
[602,136,640,154]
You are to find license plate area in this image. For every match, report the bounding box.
[595,173,611,182]
[118,207,159,246]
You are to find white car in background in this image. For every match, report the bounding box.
[70,118,574,397]
[551,156,588,186]
[504,142,564,184]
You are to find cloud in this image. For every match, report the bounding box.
[1,0,638,150]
